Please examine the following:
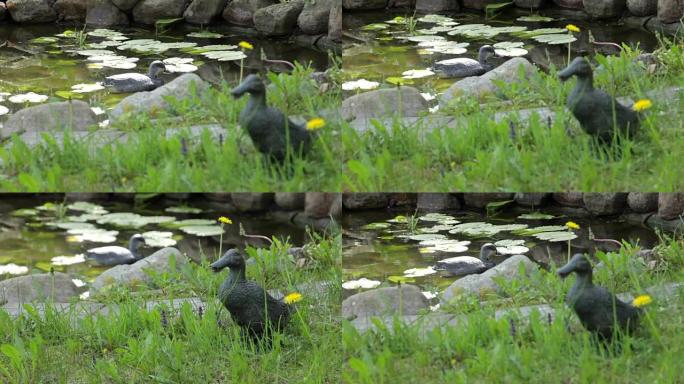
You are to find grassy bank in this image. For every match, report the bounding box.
[0,233,342,383]
[0,64,342,192]
[342,234,684,383]
[340,37,684,191]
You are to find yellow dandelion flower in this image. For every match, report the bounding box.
[566,24,580,33]
[239,41,253,50]
[565,221,580,230]
[632,99,653,112]
[284,292,303,304]
[218,216,232,225]
[632,294,652,308]
[306,117,326,131]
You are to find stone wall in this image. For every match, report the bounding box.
[342,192,684,229]
[1,0,342,43]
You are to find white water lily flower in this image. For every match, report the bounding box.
[430,304,441,311]
[421,93,436,101]
[0,105,8,116]
[72,278,87,287]
[342,278,381,290]
[341,79,380,91]
[71,83,105,93]
[79,291,90,300]
[422,291,438,300]
[91,107,105,115]
[51,254,87,266]
[98,120,109,128]
[429,105,440,113]
[404,266,437,277]
[9,92,48,104]
[0,263,29,275]
[401,69,435,79]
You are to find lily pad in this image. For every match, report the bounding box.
[162,58,198,73]
[407,233,447,241]
[201,50,247,61]
[361,23,389,31]
[187,31,224,38]
[494,240,529,255]
[31,36,59,44]
[534,231,578,242]
[51,254,86,266]
[388,275,416,284]
[0,105,8,116]
[494,224,529,231]
[165,206,202,214]
[50,222,96,231]
[417,14,455,24]
[71,83,105,93]
[179,225,225,237]
[418,213,456,222]
[518,212,556,220]
[517,15,555,22]
[342,278,381,290]
[402,69,435,79]
[449,222,500,236]
[76,49,117,57]
[66,228,118,243]
[95,212,172,228]
[341,79,380,91]
[88,29,128,39]
[403,266,437,277]
[9,92,48,103]
[0,263,29,275]
[142,231,177,247]
[533,33,577,45]
[362,222,391,230]
[11,208,39,217]
[164,218,215,228]
[387,215,408,224]
[405,35,446,43]
[516,225,568,235]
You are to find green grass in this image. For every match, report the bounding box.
[339,37,684,191]
[0,233,342,383]
[0,63,343,192]
[342,234,684,383]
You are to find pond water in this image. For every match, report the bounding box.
[342,9,659,94]
[342,207,658,297]
[0,23,331,115]
[0,195,307,283]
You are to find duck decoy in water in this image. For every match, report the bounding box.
[86,234,146,266]
[558,57,639,144]
[434,243,497,276]
[103,61,167,93]
[211,249,291,340]
[432,45,496,78]
[230,74,311,162]
[558,253,641,341]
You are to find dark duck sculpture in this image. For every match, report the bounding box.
[558,253,641,341]
[211,249,291,340]
[103,61,166,93]
[86,234,146,266]
[558,57,639,144]
[230,74,311,162]
[432,45,496,78]
[434,243,497,276]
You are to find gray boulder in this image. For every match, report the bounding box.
[132,0,189,24]
[3,100,96,139]
[417,193,461,210]
[342,0,386,9]
[6,0,57,22]
[416,0,459,12]
[553,0,583,7]
[442,254,538,302]
[328,4,342,41]
[253,1,304,36]
[553,192,585,207]
[305,192,340,218]
[110,73,209,120]
[231,193,274,211]
[86,0,129,26]
[440,57,537,106]
[343,193,390,210]
[90,247,189,294]
[183,0,227,24]
[583,193,628,215]
[627,192,658,213]
[657,0,684,23]
[657,193,684,220]
[0,3,7,21]
[222,0,274,25]
[341,86,428,120]
[342,285,429,320]
[297,0,334,34]
[274,192,305,210]
[111,0,139,10]
[462,0,502,9]
[463,193,514,208]
[514,0,546,8]
[627,0,657,15]
[583,0,627,18]
[514,193,550,207]
[55,0,88,21]
[0,273,80,305]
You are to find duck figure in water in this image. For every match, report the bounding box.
[558,253,641,341]
[432,45,496,78]
[86,234,146,266]
[231,74,311,162]
[434,243,497,276]
[103,61,167,93]
[211,249,291,340]
[558,57,639,144]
